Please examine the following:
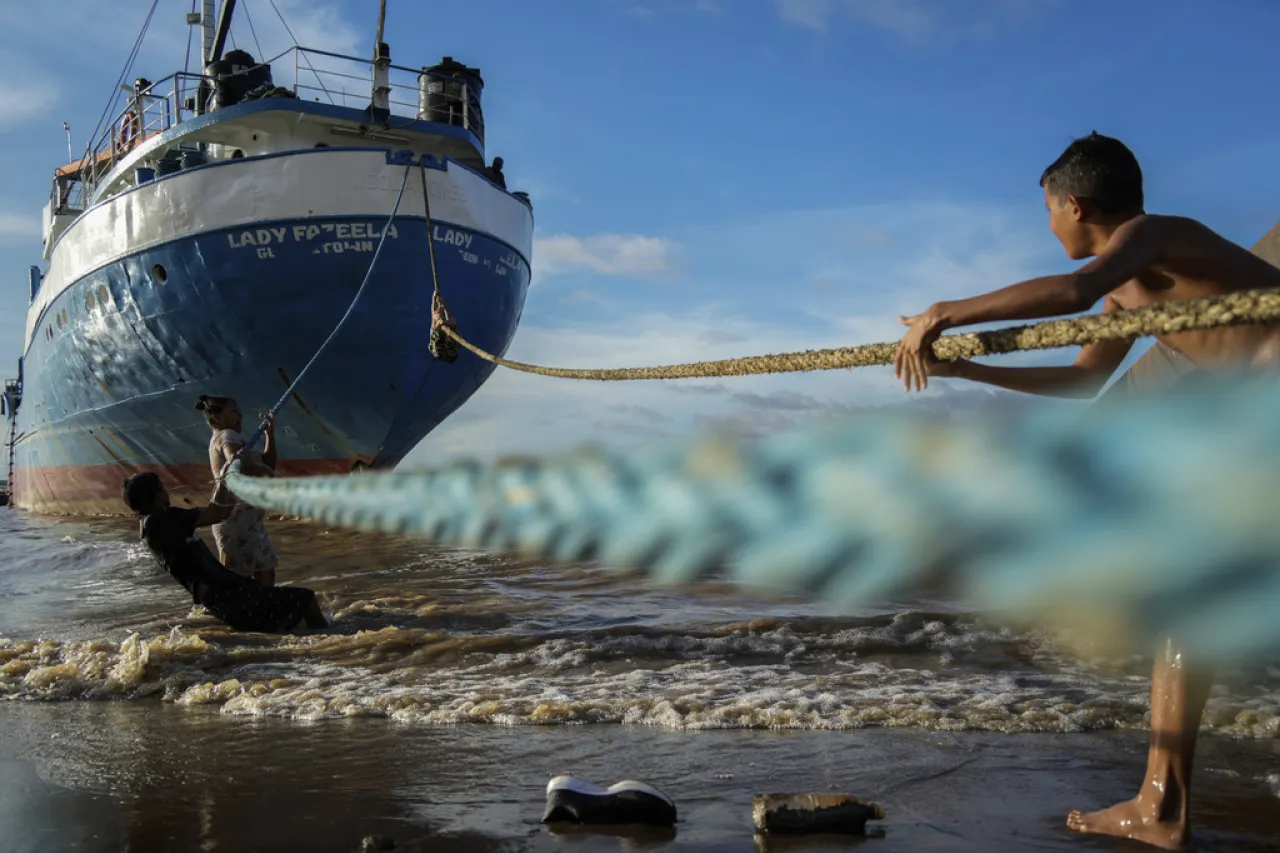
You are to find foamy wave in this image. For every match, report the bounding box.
[3,619,1279,738]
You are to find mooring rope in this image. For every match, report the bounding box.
[240,160,414,452]
[440,288,1280,380]
[225,365,1280,662]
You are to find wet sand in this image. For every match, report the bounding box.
[2,700,1278,853]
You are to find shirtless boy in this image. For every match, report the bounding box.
[893,132,1280,849]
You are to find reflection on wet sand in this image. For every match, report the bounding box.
[544,822,679,846]
[3,700,1279,853]
[1,701,521,853]
[751,829,887,853]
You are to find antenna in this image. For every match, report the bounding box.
[62,122,72,163]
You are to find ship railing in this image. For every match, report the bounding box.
[76,47,484,195]
[49,173,86,214]
[282,46,485,142]
[80,70,211,192]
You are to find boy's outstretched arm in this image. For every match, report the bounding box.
[932,323,1134,398]
[895,214,1171,392]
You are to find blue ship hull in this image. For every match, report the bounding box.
[13,189,529,514]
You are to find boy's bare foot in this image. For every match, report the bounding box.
[1067,797,1189,850]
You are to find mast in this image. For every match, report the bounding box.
[194,0,236,116]
[201,0,215,66]
[208,0,238,64]
[369,0,391,120]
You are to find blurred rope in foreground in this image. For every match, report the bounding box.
[226,371,1280,662]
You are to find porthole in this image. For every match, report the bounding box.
[86,291,95,309]
[98,284,109,303]
[57,314,63,330]
[152,264,168,284]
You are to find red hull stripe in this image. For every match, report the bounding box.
[13,459,352,516]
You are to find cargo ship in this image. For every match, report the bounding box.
[2,0,533,514]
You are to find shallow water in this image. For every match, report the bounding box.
[1,509,1277,851]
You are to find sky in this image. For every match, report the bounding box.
[2,0,1280,468]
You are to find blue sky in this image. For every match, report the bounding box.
[2,0,1280,466]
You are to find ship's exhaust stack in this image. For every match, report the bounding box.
[417,56,485,146]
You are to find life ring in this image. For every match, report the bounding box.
[116,110,139,154]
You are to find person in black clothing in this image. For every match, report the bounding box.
[122,472,328,633]
[488,156,506,189]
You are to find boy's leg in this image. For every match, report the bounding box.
[254,569,276,587]
[1066,636,1214,849]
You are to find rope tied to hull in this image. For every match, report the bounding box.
[422,163,460,364]
[239,159,415,453]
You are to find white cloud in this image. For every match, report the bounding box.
[0,213,39,239]
[265,0,364,57]
[533,233,679,281]
[775,0,1052,42]
[775,0,834,31]
[843,0,939,42]
[558,289,612,306]
[0,52,59,127]
[0,80,59,126]
[608,0,725,17]
[221,0,367,101]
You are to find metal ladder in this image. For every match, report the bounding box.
[4,417,14,507]
[3,369,21,508]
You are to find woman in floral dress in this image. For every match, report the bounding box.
[196,394,280,586]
